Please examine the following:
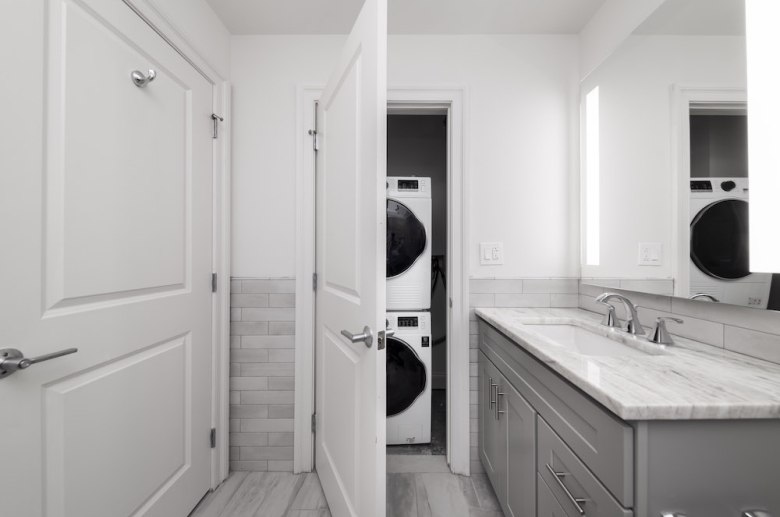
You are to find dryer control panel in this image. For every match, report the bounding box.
[387,176,431,198]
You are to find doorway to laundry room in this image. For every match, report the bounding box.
[386,113,449,460]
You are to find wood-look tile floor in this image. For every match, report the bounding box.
[191,456,504,517]
[189,471,330,517]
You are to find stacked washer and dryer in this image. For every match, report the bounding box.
[689,178,772,308]
[386,177,433,445]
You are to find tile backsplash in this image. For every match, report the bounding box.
[579,281,780,365]
[468,277,580,475]
[230,278,296,472]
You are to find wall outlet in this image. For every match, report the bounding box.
[480,242,504,265]
[638,243,662,266]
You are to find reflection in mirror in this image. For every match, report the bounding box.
[579,0,780,311]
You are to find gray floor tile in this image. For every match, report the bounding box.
[189,472,248,517]
[387,473,418,517]
[471,473,501,510]
[291,472,328,510]
[418,473,480,517]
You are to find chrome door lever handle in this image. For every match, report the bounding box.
[131,69,157,87]
[341,327,373,348]
[385,328,395,338]
[1,347,78,380]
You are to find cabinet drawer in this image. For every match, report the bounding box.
[479,321,633,507]
[538,418,632,517]
[538,473,569,517]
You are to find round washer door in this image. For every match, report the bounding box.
[387,199,427,278]
[386,336,427,417]
[690,198,750,279]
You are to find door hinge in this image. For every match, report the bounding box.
[311,413,317,432]
[210,428,216,448]
[312,272,318,291]
[212,113,224,139]
[212,273,218,293]
[308,129,318,152]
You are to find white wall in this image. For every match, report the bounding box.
[579,0,667,80]
[230,35,581,279]
[580,35,747,280]
[149,0,231,79]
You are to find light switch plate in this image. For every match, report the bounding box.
[638,243,662,266]
[480,242,504,265]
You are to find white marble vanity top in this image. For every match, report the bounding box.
[475,307,780,420]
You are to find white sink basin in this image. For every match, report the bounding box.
[524,324,650,358]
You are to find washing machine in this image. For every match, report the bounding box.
[689,178,772,307]
[387,177,432,311]
[386,312,431,445]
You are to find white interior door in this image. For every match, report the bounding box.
[0,0,214,515]
[314,0,387,515]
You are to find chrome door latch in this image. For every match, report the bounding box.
[1,347,78,380]
[377,326,395,351]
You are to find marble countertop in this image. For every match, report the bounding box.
[475,308,780,420]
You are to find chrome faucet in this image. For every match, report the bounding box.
[595,293,646,336]
[647,316,683,345]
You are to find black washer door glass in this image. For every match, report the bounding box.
[691,199,750,279]
[386,337,426,417]
[387,199,427,278]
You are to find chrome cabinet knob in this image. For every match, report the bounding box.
[1,348,78,380]
[131,69,157,87]
[341,326,373,348]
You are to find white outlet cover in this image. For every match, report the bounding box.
[480,242,504,265]
[638,243,662,266]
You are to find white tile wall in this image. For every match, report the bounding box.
[578,281,780,365]
[469,278,580,474]
[230,278,296,472]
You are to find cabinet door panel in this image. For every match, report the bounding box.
[479,351,500,486]
[500,377,536,517]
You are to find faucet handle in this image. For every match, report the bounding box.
[598,303,621,329]
[648,317,683,345]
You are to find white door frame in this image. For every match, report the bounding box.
[670,85,746,299]
[295,85,471,476]
[122,0,232,488]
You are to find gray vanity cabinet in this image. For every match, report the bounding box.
[478,317,780,517]
[479,353,502,488]
[479,351,537,517]
[499,376,536,517]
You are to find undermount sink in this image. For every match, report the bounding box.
[524,324,650,358]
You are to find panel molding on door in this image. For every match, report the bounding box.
[43,0,196,316]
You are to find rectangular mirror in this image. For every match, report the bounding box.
[580,0,780,311]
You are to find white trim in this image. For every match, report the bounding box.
[294,87,323,473]
[670,85,747,299]
[294,85,471,476]
[123,0,231,488]
[212,80,232,485]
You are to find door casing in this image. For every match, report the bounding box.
[294,86,471,476]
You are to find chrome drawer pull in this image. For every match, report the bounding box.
[743,512,772,517]
[545,463,586,515]
[496,390,505,420]
[489,377,497,408]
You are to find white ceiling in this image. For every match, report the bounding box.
[634,0,745,36]
[206,0,608,35]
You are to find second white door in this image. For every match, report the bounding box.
[314,0,388,515]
